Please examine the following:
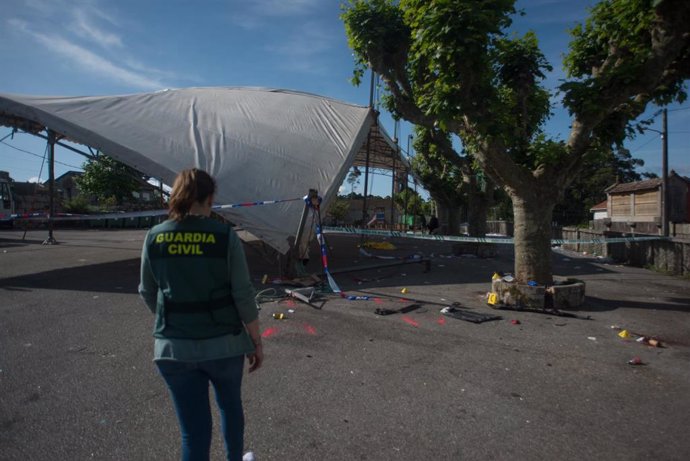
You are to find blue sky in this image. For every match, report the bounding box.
[1,0,688,197]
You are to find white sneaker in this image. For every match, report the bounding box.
[243,452,256,461]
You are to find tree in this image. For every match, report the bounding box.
[342,0,689,284]
[77,155,141,206]
[554,145,645,226]
[326,197,351,225]
[412,125,494,236]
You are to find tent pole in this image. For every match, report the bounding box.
[285,189,317,278]
[362,70,376,231]
[362,132,371,228]
[390,149,397,231]
[43,129,58,245]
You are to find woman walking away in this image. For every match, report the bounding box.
[139,168,263,461]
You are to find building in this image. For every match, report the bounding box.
[599,171,690,234]
[589,200,608,220]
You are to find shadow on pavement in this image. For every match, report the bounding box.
[0,258,140,294]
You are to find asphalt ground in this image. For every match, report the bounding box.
[1,228,689,461]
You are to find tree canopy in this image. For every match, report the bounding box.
[77,155,141,206]
[342,0,689,284]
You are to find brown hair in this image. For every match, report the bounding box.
[168,168,216,221]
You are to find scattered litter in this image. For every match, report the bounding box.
[362,241,397,250]
[346,295,370,301]
[587,336,597,341]
[440,306,502,324]
[610,325,621,330]
[288,309,295,313]
[628,357,643,366]
[437,317,446,325]
[502,275,514,282]
[261,274,268,284]
[401,288,408,294]
[511,319,521,325]
[272,313,287,320]
[618,330,630,339]
[527,281,538,287]
[375,303,423,316]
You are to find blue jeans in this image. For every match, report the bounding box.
[156,355,245,461]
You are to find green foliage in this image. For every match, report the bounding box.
[62,195,92,214]
[411,126,465,203]
[77,155,141,205]
[554,145,644,225]
[561,0,689,143]
[342,0,410,86]
[326,198,351,224]
[393,187,425,216]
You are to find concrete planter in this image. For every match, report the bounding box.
[491,277,585,309]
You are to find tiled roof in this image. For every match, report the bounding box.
[589,200,607,211]
[606,177,662,194]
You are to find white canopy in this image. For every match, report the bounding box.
[0,87,404,253]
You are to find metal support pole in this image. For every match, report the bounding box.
[390,148,397,231]
[284,189,318,278]
[362,70,376,229]
[661,108,669,237]
[43,130,58,245]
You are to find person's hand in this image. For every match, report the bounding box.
[247,342,263,373]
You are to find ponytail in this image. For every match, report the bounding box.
[168,168,216,221]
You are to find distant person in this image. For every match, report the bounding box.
[419,214,427,232]
[139,168,262,461]
[428,215,439,235]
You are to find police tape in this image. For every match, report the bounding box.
[3,197,304,221]
[322,226,667,245]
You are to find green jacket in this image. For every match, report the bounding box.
[139,216,258,339]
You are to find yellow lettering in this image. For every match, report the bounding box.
[173,233,183,243]
[184,233,192,243]
[168,244,178,254]
[164,233,173,242]
[193,233,202,243]
[206,234,216,244]
[155,234,164,243]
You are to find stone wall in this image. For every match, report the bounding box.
[562,227,690,276]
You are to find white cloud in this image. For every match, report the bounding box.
[72,8,123,49]
[228,0,323,30]
[9,20,164,90]
[264,23,337,73]
[27,176,41,183]
[249,0,322,16]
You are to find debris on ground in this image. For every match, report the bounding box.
[628,357,644,366]
[440,306,502,324]
[511,319,521,325]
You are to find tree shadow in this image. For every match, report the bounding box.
[0,258,141,294]
[571,295,690,314]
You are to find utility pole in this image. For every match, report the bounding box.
[43,130,58,245]
[661,108,669,237]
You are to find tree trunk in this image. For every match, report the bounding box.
[437,202,461,235]
[466,188,488,237]
[512,195,556,285]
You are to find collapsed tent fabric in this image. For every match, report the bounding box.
[0,87,397,253]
